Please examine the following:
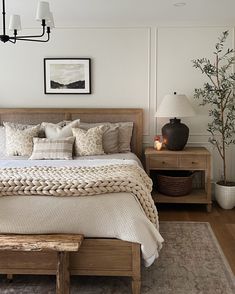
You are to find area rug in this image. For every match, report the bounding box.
[0,222,234,294]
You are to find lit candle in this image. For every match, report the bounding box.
[155,141,162,151]
[154,135,162,151]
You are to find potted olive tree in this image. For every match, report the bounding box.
[192,31,235,209]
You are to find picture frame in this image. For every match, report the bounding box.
[44,58,91,94]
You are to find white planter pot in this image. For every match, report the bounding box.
[215,183,235,209]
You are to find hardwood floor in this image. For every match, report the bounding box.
[158,202,235,274]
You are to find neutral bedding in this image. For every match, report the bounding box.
[0,151,143,165]
[0,152,163,266]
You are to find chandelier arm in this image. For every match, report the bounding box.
[12,21,46,39]
[14,32,50,43]
[8,38,16,44]
[2,0,6,35]
[0,1,52,44]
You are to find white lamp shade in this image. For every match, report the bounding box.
[36,1,51,21]
[47,12,55,28]
[9,15,22,31]
[155,94,196,118]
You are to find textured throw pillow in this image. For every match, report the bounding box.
[118,122,134,153]
[79,122,119,154]
[3,122,39,130]
[41,119,80,139]
[0,126,5,156]
[30,137,75,160]
[4,122,40,156]
[72,126,105,156]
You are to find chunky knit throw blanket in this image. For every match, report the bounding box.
[0,164,158,227]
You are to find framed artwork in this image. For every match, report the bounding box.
[44,58,91,94]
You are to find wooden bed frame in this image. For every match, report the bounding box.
[0,108,143,294]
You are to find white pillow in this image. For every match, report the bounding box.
[0,126,5,156]
[30,137,75,160]
[41,119,80,139]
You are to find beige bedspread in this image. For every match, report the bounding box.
[0,164,158,227]
[0,155,164,266]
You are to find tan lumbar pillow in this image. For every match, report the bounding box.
[72,126,105,156]
[117,122,133,153]
[29,137,75,160]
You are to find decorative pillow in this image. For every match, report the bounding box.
[72,126,105,156]
[0,126,5,156]
[41,119,80,139]
[29,137,75,160]
[4,122,40,156]
[118,122,133,153]
[79,122,119,154]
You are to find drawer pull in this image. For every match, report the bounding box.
[162,161,165,164]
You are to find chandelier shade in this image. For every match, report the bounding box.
[9,14,22,31]
[47,12,55,28]
[0,0,54,43]
[36,1,51,21]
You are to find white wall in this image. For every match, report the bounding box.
[0,28,151,134]
[0,26,234,181]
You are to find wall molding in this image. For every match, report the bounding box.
[143,27,151,136]
[154,28,158,136]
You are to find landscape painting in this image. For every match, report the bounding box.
[44,58,91,94]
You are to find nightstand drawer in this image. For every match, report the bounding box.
[179,155,206,169]
[149,156,178,168]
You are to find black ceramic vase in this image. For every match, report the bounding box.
[162,118,189,151]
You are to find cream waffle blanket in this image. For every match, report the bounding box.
[0,156,164,266]
[0,164,158,227]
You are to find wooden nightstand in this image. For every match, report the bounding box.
[145,147,212,212]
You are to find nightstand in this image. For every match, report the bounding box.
[145,147,212,212]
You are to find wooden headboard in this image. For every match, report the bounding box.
[0,108,143,158]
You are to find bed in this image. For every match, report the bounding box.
[0,108,163,294]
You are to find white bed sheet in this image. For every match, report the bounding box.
[0,152,142,166]
[0,153,163,266]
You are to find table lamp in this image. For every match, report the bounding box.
[155,92,196,151]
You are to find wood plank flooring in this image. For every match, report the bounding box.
[158,203,235,274]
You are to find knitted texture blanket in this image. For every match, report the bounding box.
[0,164,158,227]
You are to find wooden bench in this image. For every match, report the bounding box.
[0,234,83,294]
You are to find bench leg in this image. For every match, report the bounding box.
[56,252,70,294]
[132,278,141,294]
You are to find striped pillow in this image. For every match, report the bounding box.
[29,137,75,160]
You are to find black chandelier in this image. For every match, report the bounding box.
[0,0,54,43]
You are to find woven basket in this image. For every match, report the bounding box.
[156,171,193,197]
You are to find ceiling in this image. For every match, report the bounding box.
[3,0,235,28]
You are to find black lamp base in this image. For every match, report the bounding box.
[162,118,189,151]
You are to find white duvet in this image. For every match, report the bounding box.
[0,153,163,266]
